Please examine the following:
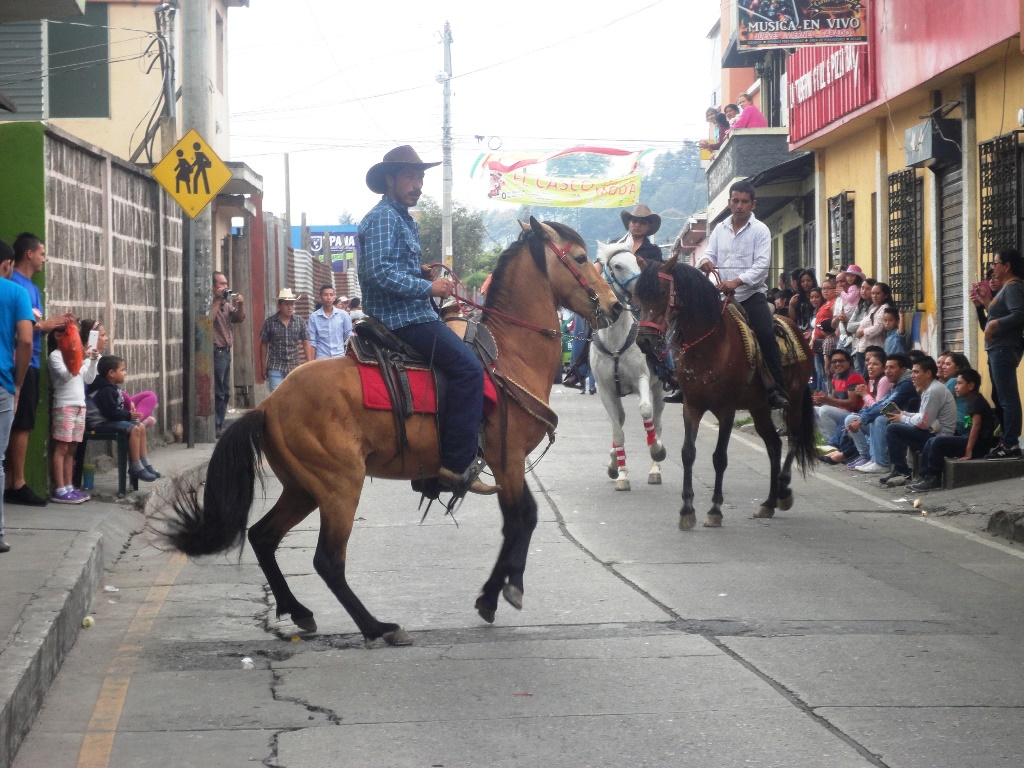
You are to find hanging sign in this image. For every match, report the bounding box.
[737,0,870,51]
[488,170,641,208]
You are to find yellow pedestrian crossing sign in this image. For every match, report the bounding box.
[151,129,232,218]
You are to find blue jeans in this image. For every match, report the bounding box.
[0,388,14,538]
[987,346,1023,446]
[919,434,971,476]
[886,422,933,473]
[214,347,232,430]
[394,319,484,474]
[266,370,286,392]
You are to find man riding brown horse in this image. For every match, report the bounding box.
[357,145,497,496]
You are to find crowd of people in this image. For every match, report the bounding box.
[699,92,769,155]
[809,248,1024,492]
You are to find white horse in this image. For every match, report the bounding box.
[591,242,667,490]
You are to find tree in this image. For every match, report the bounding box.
[337,211,357,225]
[416,196,488,277]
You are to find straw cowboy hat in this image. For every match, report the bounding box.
[276,288,300,302]
[365,145,441,194]
[620,204,662,236]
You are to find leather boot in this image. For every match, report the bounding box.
[438,467,500,495]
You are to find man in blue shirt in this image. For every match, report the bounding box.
[1,240,36,551]
[307,284,352,359]
[3,233,74,507]
[358,145,496,495]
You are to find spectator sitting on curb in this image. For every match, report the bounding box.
[86,356,160,482]
[814,349,865,460]
[907,368,997,492]
[938,350,972,431]
[879,355,958,487]
[848,353,919,474]
[822,348,887,466]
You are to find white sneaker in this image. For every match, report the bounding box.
[856,461,891,473]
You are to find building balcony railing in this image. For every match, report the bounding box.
[706,128,793,204]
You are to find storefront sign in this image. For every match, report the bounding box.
[738,0,870,50]
[905,119,961,168]
[788,42,876,142]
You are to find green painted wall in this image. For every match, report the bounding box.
[0,122,51,495]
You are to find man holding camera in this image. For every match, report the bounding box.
[212,271,245,438]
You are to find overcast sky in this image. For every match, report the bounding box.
[228,0,719,227]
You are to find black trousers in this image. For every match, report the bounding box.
[741,292,786,390]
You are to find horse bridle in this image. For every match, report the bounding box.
[438,235,607,337]
[600,246,642,318]
[638,269,729,353]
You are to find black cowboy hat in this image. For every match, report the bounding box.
[620,204,662,236]
[365,145,441,194]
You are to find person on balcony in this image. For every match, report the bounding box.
[732,93,768,129]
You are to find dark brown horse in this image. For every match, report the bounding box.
[634,256,816,528]
[161,219,622,645]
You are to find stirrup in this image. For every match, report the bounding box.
[438,456,500,496]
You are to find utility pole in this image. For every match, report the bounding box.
[181,0,214,445]
[440,21,453,270]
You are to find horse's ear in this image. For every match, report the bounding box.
[664,254,680,271]
[529,216,549,240]
[518,219,531,233]
[636,255,648,269]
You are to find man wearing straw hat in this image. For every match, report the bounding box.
[358,145,496,496]
[258,288,312,393]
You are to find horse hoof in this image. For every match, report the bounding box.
[383,627,414,646]
[651,445,667,462]
[607,465,619,480]
[615,479,631,491]
[753,506,776,518]
[778,494,794,511]
[293,615,317,633]
[703,514,723,528]
[648,473,662,485]
[679,512,696,530]
[475,594,496,624]
[502,584,524,611]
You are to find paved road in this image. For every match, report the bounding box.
[13,388,1024,767]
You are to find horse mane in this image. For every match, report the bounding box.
[635,261,723,332]
[483,221,586,309]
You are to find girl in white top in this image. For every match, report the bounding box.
[48,324,100,504]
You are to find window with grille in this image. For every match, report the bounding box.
[979,131,1023,271]
[827,192,854,268]
[887,170,924,310]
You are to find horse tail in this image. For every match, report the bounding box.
[163,409,266,556]
[792,383,817,477]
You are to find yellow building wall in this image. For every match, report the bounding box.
[820,127,879,272]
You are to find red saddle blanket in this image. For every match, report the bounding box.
[356,358,498,415]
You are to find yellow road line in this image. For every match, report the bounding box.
[77,551,188,768]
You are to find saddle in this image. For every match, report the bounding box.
[726,302,808,387]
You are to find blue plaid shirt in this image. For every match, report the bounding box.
[357,197,436,329]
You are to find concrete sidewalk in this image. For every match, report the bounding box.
[0,437,214,768]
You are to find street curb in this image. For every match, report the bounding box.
[0,447,211,768]
[0,530,103,768]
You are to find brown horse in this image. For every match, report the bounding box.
[162,219,622,645]
[633,256,816,528]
